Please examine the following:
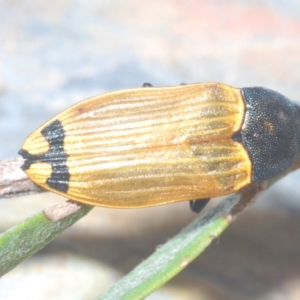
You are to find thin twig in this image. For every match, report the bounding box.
[0,158,45,198]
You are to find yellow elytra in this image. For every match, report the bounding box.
[19,82,300,211]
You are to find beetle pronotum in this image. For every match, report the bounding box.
[19,83,300,212]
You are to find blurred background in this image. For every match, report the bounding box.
[1,0,300,299]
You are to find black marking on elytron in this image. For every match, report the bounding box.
[18,120,70,193]
[240,87,300,182]
[189,198,210,213]
[143,82,153,87]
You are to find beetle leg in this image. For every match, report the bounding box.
[189,198,210,213]
[143,82,153,87]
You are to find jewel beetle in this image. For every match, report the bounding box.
[18,83,300,213]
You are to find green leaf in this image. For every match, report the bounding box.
[0,201,93,277]
[96,193,241,300]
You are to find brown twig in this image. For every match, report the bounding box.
[230,181,268,216]
[0,158,45,199]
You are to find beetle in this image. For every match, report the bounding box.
[18,82,300,213]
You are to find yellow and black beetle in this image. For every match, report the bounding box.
[18,83,300,213]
